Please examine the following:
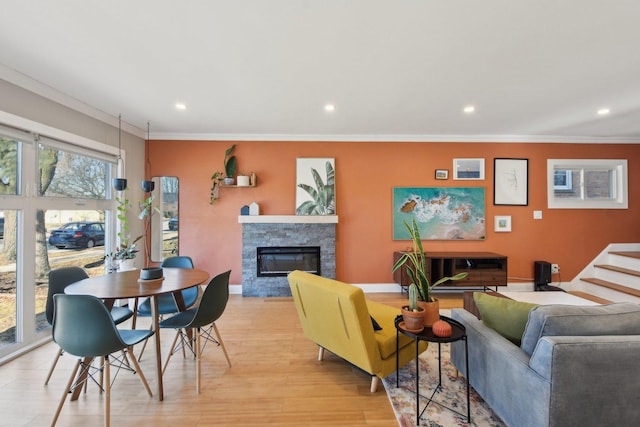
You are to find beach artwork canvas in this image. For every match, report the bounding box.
[393,187,486,240]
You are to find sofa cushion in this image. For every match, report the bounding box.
[474,292,538,345]
[521,302,640,356]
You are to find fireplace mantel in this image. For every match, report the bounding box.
[241,218,336,296]
[238,215,338,224]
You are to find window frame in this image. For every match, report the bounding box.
[547,159,628,209]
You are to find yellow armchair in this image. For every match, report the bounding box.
[288,270,427,392]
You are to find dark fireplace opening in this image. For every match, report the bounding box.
[257,246,321,277]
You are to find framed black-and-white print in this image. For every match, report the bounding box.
[494,158,528,206]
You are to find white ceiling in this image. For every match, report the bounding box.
[1,0,639,142]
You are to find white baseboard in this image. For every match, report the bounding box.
[230,281,534,295]
[353,283,404,293]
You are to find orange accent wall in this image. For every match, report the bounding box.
[148,140,640,286]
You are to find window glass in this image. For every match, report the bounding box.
[35,209,106,334]
[0,210,18,349]
[0,138,19,196]
[38,144,109,199]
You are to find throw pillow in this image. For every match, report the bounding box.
[370,315,382,331]
[473,292,537,346]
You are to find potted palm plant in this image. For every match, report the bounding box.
[392,219,468,326]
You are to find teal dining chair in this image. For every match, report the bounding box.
[135,256,199,360]
[136,256,199,317]
[159,270,232,393]
[50,294,154,427]
[44,266,133,385]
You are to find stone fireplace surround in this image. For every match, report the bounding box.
[239,215,337,297]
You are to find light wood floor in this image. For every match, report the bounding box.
[0,292,462,426]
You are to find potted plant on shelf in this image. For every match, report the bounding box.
[392,219,468,326]
[400,283,425,332]
[223,144,237,185]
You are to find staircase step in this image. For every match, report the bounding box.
[567,291,613,304]
[609,251,640,260]
[594,264,640,278]
[580,277,640,298]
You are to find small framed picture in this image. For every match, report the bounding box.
[435,169,449,180]
[453,158,485,180]
[494,215,512,232]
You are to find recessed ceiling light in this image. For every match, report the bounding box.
[175,103,187,110]
[324,104,336,112]
[597,108,610,116]
[463,105,475,114]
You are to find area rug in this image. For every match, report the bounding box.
[383,339,505,427]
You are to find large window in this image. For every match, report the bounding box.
[0,123,117,362]
[547,159,628,209]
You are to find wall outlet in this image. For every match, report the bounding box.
[551,263,560,274]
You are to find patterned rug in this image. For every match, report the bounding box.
[382,341,506,427]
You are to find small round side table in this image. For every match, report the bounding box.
[395,315,470,425]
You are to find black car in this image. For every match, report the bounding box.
[0,217,4,238]
[48,221,105,249]
[168,217,178,231]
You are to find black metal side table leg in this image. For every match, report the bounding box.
[465,336,470,423]
[395,328,399,388]
[437,342,442,388]
[415,337,420,426]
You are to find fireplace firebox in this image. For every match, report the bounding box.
[257,246,321,277]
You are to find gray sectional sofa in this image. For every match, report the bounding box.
[451,302,640,427]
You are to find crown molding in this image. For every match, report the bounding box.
[150,132,640,144]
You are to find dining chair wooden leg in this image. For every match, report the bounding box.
[212,323,232,368]
[98,356,105,394]
[51,359,81,426]
[162,331,181,375]
[44,347,64,385]
[104,355,110,427]
[126,347,153,397]
[136,324,154,362]
[196,328,202,394]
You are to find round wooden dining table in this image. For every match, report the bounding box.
[65,267,210,401]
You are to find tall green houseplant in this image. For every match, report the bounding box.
[392,219,467,302]
[224,144,237,179]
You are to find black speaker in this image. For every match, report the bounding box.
[534,261,551,286]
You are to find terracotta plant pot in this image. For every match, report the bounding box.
[418,299,440,326]
[401,306,425,332]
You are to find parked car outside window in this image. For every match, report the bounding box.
[168,217,178,231]
[48,221,105,249]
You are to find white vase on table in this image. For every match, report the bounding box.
[118,258,136,271]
